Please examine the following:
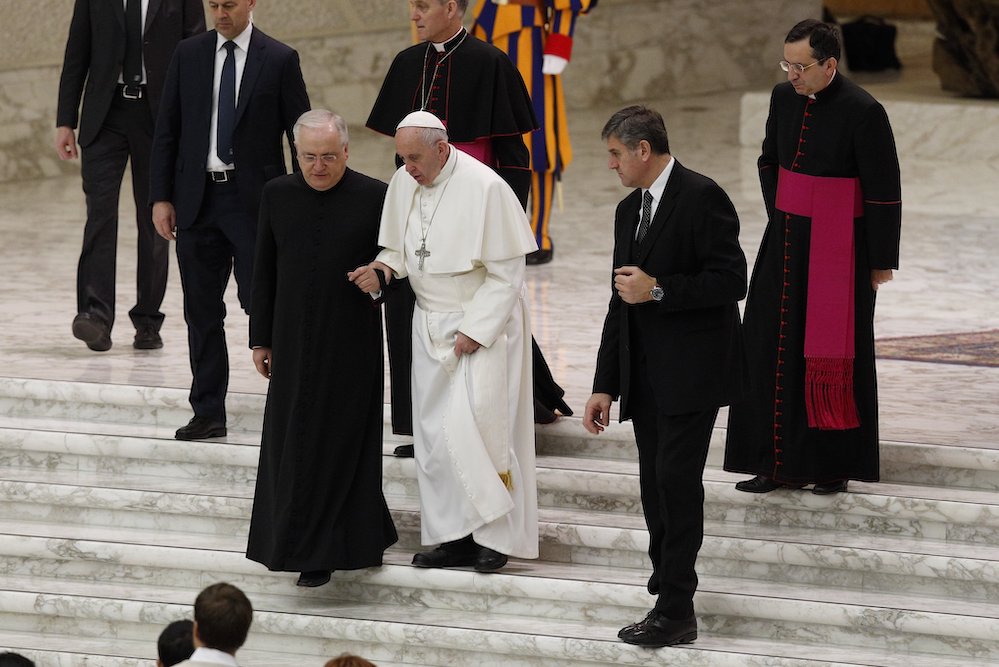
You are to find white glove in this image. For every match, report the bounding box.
[542,54,568,75]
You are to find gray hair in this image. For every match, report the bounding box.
[601,105,670,155]
[293,109,349,146]
[409,126,448,147]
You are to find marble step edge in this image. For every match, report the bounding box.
[5,460,999,534]
[3,376,995,474]
[7,505,999,582]
[0,586,888,667]
[5,528,999,623]
[4,565,999,657]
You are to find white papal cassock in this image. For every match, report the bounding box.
[376,146,539,559]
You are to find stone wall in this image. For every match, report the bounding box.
[0,0,819,184]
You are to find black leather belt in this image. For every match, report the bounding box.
[118,84,145,99]
[207,170,234,183]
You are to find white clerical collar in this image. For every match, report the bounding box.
[432,27,465,53]
[187,647,239,666]
[809,69,836,100]
[426,144,458,189]
[216,22,253,53]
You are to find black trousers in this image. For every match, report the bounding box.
[176,179,255,421]
[77,92,167,331]
[629,362,718,620]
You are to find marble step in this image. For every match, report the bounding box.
[4,466,999,605]
[4,434,999,548]
[1,549,997,666]
[3,377,999,491]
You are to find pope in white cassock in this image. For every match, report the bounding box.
[354,110,539,573]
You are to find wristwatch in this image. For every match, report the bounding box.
[650,284,665,302]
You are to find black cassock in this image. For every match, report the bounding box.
[725,74,901,484]
[246,170,397,572]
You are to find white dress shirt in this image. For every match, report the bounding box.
[207,23,253,171]
[636,156,675,239]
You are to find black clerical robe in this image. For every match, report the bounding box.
[246,169,397,572]
[724,74,901,484]
[366,28,537,203]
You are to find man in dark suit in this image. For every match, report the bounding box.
[56,0,205,352]
[583,106,747,648]
[150,0,309,440]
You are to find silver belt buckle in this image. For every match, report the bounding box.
[209,171,231,183]
[121,85,143,100]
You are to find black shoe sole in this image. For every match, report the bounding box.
[621,631,697,648]
[175,427,227,441]
[133,338,163,350]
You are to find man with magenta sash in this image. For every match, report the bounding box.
[724,19,902,495]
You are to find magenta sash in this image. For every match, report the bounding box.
[775,167,863,430]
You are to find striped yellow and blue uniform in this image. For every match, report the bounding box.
[472,0,595,253]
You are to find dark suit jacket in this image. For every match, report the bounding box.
[149,27,310,229]
[592,161,748,418]
[56,0,206,147]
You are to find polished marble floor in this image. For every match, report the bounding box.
[1,30,996,452]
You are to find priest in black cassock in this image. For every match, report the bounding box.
[724,20,902,496]
[245,110,397,587]
[367,0,573,458]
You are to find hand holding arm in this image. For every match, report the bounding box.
[583,393,613,434]
[348,261,393,294]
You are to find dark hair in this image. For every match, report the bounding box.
[785,19,841,61]
[0,653,35,667]
[193,583,253,654]
[324,655,379,667]
[600,105,670,155]
[157,619,195,666]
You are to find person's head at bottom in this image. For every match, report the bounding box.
[192,582,253,657]
[157,618,195,667]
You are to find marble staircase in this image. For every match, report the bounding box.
[1,378,999,666]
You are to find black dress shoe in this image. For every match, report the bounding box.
[175,416,227,441]
[412,536,478,568]
[133,326,163,350]
[393,443,415,458]
[619,611,697,648]
[812,479,849,495]
[296,570,333,587]
[72,313,112,352]
[474,547,508,573]
[735,475,805,493]
[618,609,657,639]
[525,246,553,265]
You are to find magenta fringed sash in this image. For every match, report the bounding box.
[776,167,863,430]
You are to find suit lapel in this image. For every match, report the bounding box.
[235,30,267,127]
[145,0,163,32]
[636,162,682,265]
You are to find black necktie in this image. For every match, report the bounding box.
[123,0,143,86]
[217,41,236,165]
[637,190,653,242]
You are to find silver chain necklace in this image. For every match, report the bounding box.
[419,30,468,112]
[415,154,458,272]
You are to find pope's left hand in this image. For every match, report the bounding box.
[454,331,481,357]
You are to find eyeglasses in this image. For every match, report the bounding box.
[779,58,828,74]
[299,153,340,164]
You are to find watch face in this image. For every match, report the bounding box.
[651,286,664,301]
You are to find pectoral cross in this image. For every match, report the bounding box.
[415,240,431,271]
